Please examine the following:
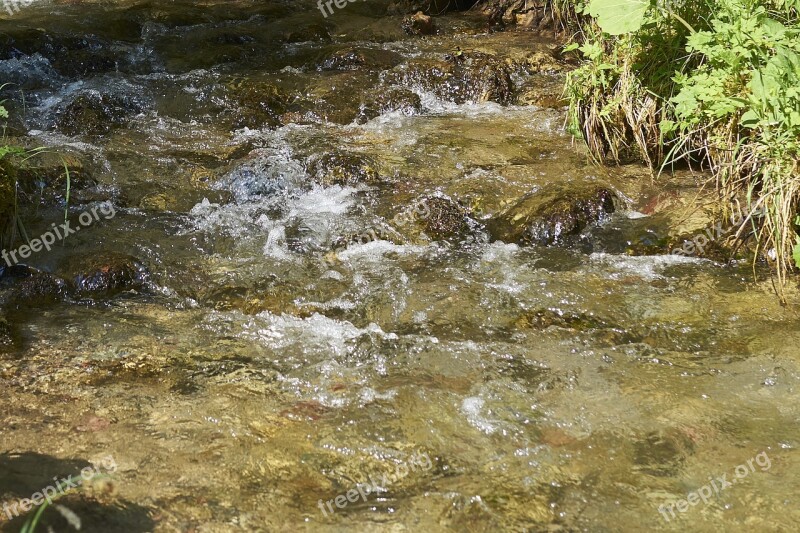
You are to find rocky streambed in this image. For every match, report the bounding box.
[0,1,799,532]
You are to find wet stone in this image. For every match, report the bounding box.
[57,92,143,136]
[317,47,404,72]
[416,196,472,240]
[402,11,436,35]
[306,152,381,187]
[0,30,122,78]
[289,71,380,125]
[0,265,70,307]
[388,0,478,14]
[228,82,289,130]
[60,252,149,298]
[514,74,568,108]
[487,185,618,245]
[389,53,513,104]
[632,429,695,477]
[358,86,422,122]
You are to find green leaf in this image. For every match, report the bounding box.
[659,119,677,135]
[740,109,761,128]
[793,236,800,268]
[587,0,651,35]
[0,105,7,119]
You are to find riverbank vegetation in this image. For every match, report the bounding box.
[0,99,26,247]
[557,0,800,298]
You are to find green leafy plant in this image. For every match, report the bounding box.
[586,0,650,35]
[566,0,800,299]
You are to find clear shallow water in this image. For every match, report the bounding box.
[1,2,799,532]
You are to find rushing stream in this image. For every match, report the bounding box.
[1,1,799,531]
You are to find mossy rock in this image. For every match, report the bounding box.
[228,82,289,130]
[514,308,610,331]
[306,152,381,187]
[389,53,513,104]
[415,196,471,240]
[358,86,422,122]
[57,92,143,136]
[60,252,149,298]
[487,184,619,245]
[317,47,404,72]
[0,266,71,308]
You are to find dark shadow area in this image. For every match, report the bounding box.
[0,452,154,533]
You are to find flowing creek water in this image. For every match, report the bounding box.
[1,1,799,531]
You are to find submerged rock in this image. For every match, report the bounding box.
[285,71,380,125]
[487,185,618,245]
[0,311,17,351]
[57,92,143,136]
[633,429,695,477]
[0,29,123,78]
[514,308,609,331]
[61,253,149,297]
[514,74,567,108]
[282,23,332,43]
[139,188,232,212]
[49,36,120,78]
